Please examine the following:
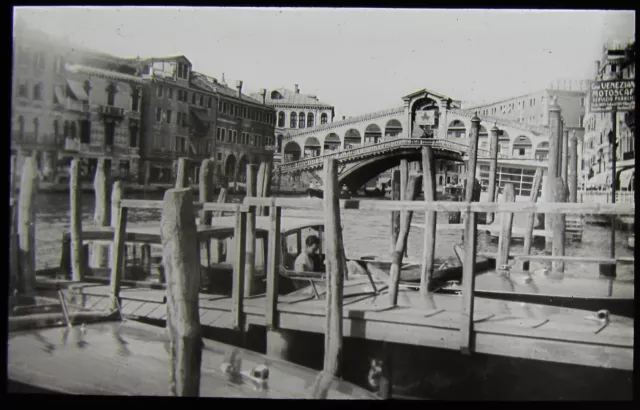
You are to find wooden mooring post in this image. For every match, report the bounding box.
[390,169,401,254]
[17,157,38,295]
[256,160,273,216]
[109,185,128,310]
[460,112,481,355]
[244,163,258,297]
[419,146,436,294]
[313,158,346,399]
[549,177,568,275]
[496,183,515,268]
[487,125,500,224]
[569,132,579,203]
[160,188,203,397]
[399,160,409,257]
[70,159,84,282]
[545,98,562,252]
[519,168,544,271]
[175,157,189,189]
[199,159,214,266]
[388,174,422,306]
[92,158,111,268]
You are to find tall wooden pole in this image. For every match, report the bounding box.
[244,163,258,297]
[92,158,111,268]
[520,167,544,271]
[175,157,189,189]
[198,159,214,225]
[399,160,409,257]
[389,169,401,254]
[496,183,515,268]
[561,129,569,183]
[545,98,562,253]
[569,132,579,203]
[487,125,500,224]
[17,157,38,294]
[161,188,202,397]
[419,147,436,294]
[70,159,84,282]
[549,177,567,275]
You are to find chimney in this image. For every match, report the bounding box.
[294,84,299,94]
[595,60,601,78]
[236,80,243,98]
[259,88,266,104]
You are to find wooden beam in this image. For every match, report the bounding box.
[198,159,214,225]
[420,146,437,295]
[460,211,478,354]
[265,202,281,329]
[232,210,247,331]
[17,157,38,295]
[92,158,111,268]
[160,187,202,397]
[496,183,515,268]
[69,159,84,282]
[550,177,568,274]
[520,168,544,271]
[109,206,128,310]
[390,169,401,254]
[175,157,189,189]
[244,163,258,297]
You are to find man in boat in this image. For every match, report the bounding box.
[294,235,322,272]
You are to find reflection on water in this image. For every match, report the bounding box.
[33,192,634,280]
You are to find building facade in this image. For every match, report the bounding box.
[255,85,335,162]
[581,41,635,191]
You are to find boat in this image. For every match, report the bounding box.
[7,292,379,398]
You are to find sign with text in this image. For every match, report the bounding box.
[589,80,635,112]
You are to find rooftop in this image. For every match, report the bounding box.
[255,88,334,108]
[190,72,265,105]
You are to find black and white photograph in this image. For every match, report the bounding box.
[8,7,635,400]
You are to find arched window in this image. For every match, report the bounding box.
[299,112,305,128]
[33,118,39,140]
[270,90,282,100]
[278,111,285,128]
[307,113,314,128]
[320,113,328,125]
[290,112,298,128]
[70,122,77,139]
[17,116,24,139]
[32,83,42,100]
[439,175,443,186]
[106,83,117,106]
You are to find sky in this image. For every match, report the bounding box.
[14,7,635,119]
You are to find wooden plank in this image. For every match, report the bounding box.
[521,168,544,271]
[486,126,500,224]
[232,210,247,330]
[92,158,111,268]
[496,183,515,267]
[242,197,634,215]
[69,159,84,283]
[265,202,282,329]
[119,199,239,213]
[130,301,163,319]
[479,252,634,265]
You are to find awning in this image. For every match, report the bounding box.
[189,109,209,134]
[54,85,66,104]
[586,172,610,188]
[66,79,89,101]
[619,168,635,190]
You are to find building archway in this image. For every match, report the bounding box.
[324,133,341,153]
[303,137,321,158]
[384,119,403,138]
[344,129,361,149]
[512,135,533,158]
[411,96,440,138]
[283,141,302,162]
[225,154,236,179]
[237,156,248,183]
[447,119,466,139]
[364,124,382,144]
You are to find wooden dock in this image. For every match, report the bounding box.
[63,277,633,371]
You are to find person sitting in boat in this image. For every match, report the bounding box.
[294,235,323,273]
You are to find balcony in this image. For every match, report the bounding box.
[128,110,141,120]
[99,105,125,118]
[65,99,90,113]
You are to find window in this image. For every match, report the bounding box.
[208,97,212,109]
[33,118,39,140]
[104,121,115,146]
[131,87,140,112]
[290,112,298,128]
[216,127,222,142]
[157,85,163,98]
[243,107,248,118]
[17,80,27,98]
[106,83,117,106]
[234,105,239,117]
[217,152,223,161]
[32,83,42,100]
[16,116,25,139]
[224,102,229,114]
[17,47,29,66]
[129,126,138,147]
[198,95,203,107]
[183,91,189,103]
[79,121,91,143]
[221,128,226,142]
[320,113,328,125]
[579,115,584,128]
[177,89,183,102]
[519,148,525,156]
[166,110,172,124]
[307,113,314,128]
[299,112,305,128]
[119,161,130,178]
[176,136,186,153]
[156,107,162,122]
[580,97,585,107]
[168,87,173,100]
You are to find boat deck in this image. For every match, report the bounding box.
[64,277,634,371]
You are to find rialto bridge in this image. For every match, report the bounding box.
[274,88,553,191]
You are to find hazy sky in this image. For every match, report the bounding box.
[14,7,635,119]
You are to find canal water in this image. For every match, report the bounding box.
[30,192,634,400]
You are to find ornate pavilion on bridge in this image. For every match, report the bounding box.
[275,87,577,197]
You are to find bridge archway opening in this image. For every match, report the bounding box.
[344,129,361,149]
[384,119,403,138]
[324,133,341,154]
[447,120,466,140]
[237,156,248,183]
[225,154,236,179]
[364,124,382,144]
[535,141,549,161]
[498,131,511,154]
[411,96,440,138]
[512,135,533,158]
[284,141,301,162]
[304,137,321,158]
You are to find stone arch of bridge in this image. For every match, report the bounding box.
[283,140,302,162]
[323,132,341,155]
[384,119,403,138]
[343,128,362,149]
[337,148,465,192]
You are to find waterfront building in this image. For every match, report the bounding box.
[254,85,335,162]
[581,41,635,191]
